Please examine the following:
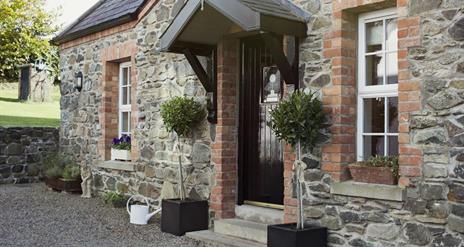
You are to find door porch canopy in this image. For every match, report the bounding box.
[159,0,310,55]
[158,0,310,122]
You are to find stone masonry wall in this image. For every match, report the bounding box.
[59,0,213,206]
[58,0,464,245]
[0,127,59,184]
[290,0,464,246]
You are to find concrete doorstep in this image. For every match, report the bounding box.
[187,205,284,246]
[187,218,268,247]
[187,230,266,247]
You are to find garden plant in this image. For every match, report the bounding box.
[159,96,209,236]
[267,90,327,247]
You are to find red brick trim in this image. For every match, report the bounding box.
[60,21,137,50]
[321,5,359,183]
[283,144,297,223]
[396,0,422,186]
[210,38,239,219]
[99,41,138,161]
[320,0,423,185]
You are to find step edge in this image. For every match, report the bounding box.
[187,230,266,247]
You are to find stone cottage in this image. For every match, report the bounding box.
[54,0,464,246]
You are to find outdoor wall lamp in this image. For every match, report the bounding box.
[75,72,83,92]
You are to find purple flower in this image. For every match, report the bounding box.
[112,138,120,145]
[121,135,131,143]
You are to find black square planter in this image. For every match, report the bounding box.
[161,199,209,236]
[268,223,327,247]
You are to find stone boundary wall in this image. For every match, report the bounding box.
[0,127,59,184]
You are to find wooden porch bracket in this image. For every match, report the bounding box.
[182,48,217,123]
[261,33,299,88]
[183,48,213,92]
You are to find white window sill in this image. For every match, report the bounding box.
[97,160,135,172]
[331,181,405,202]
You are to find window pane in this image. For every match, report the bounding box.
[388,97,398,133]
[366,54,384,85]
[386,52,398,84]
[122,112,130,133]
[128,112,131,132]
[122,87,128,105]
[366,20,383,53]
[388,136,399,156]
[363,136,385,158]
[364,98,385,133]
[122,68,128,86]
[127,86,131,104]
[386,19,397,51]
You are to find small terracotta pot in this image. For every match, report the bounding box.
[348,164,397,185]
[44,177,83,193]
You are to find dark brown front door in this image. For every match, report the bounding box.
[239,36,284,206]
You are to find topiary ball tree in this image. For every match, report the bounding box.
[268,90,324,230]
[161,96,206,200]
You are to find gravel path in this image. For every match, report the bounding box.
[0,183,199,247]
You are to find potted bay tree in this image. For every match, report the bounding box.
[267,90,327,247]
[160,96,209,236]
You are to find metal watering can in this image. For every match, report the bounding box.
[126,196,161,225]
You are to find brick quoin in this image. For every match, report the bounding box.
[98,41,138,161]
[210,38,239,219]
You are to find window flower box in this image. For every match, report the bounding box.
[111,148,131,161]
[111,135,131,162]
[348,156,399,185]
[348,164,397,185]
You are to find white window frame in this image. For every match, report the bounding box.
[119,62,132,138]
[357,8,398,161]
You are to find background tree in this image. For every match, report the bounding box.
[0,0,59,81]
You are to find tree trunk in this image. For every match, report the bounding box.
[296,141,304,230]
[178,138,186,201]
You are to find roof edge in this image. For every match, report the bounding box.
[52,0,107,44]
[52,14,135,45]
[52,0,152,45]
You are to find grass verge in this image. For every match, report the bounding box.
[0,84,60,127]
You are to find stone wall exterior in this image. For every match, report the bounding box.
[0,127,59,184]
[289,0,464,246]
[59,0,213,206]
[58,0,464,245]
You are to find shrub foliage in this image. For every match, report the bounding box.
[160,96,206,138]
[43,153,80,179]
[268,90,324,150]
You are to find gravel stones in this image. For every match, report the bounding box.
[0,183,197,247]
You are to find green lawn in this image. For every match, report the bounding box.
[0,84,60,127]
